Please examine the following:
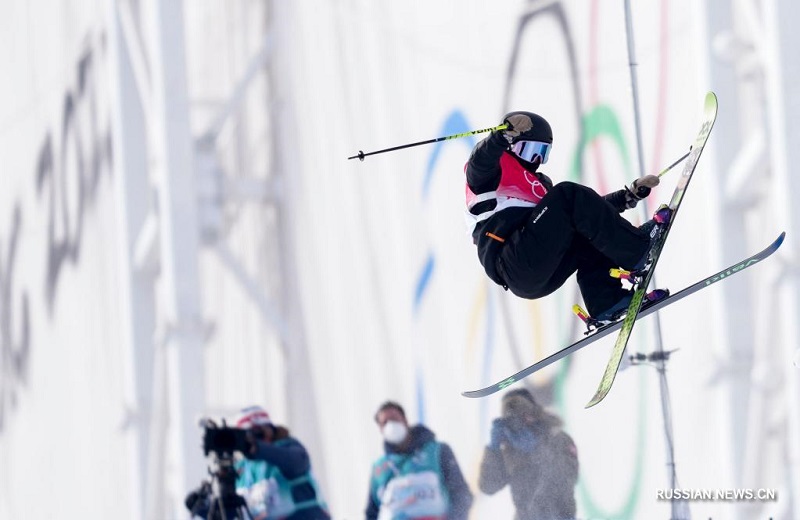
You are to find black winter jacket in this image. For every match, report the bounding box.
[465,131,631,286]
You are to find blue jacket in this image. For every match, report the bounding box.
[189,431,329,520]
[241,433,330,520]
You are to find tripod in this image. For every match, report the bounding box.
[189,455,254,520]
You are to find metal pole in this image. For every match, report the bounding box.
[622,2,689,518]
[270,0,330,496]
[629,352,691,520]
[105,1,155,516]
[347,124,508,161]
[623,0,647,180]
[655,360,688,520]
[145,0,207,515]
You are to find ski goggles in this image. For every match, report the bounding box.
[511,140,551,164]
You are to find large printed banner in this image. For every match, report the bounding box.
[1,29,113,434]
[0,3,136,516]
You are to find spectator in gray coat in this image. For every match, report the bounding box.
[479,388,578,520]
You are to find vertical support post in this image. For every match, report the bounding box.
[623,0,647,180]
[145,0,207,515]
[622,3,688,518]
[268,0,329,494]
[105,1,155,517]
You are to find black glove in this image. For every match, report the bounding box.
[624,174,659,208]
[185,482,211,513]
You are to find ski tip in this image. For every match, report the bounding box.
[776,231,786,247]
[461,386,495,399]
[586,360,622,408]
[461,388,494,399]
[585,381,614,407]
[584,391,606,409]
[462,375,518,398]
[704,91,718,116]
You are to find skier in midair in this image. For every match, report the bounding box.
[464,111,670,320]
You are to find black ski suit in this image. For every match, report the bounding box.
[466,131,650,316]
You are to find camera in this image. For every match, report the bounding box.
[203,422,249,456]
[187,419,254,519]
[498,414,526,432]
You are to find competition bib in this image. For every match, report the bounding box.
[377,471,447,520]
[238,477,296,519]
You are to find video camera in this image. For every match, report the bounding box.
[187,419,254,519]
[201,419,250,457]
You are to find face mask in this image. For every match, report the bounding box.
[382,421,408,445]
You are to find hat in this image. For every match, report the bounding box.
[502,388,540,407]
[236,405,272,428]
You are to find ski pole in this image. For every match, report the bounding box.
[347,124,508,161]
[657,148,692,178]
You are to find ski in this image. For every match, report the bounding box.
[461,231,784,399]
[585,92,718,406]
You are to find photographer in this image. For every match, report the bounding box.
[187,405,330,520]
[479,389,579,520]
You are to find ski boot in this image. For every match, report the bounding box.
[632,204,673,273]
[573,288,670,333]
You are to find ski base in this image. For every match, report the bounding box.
[461,232,785,399]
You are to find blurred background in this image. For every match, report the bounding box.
[1,0,798,518]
